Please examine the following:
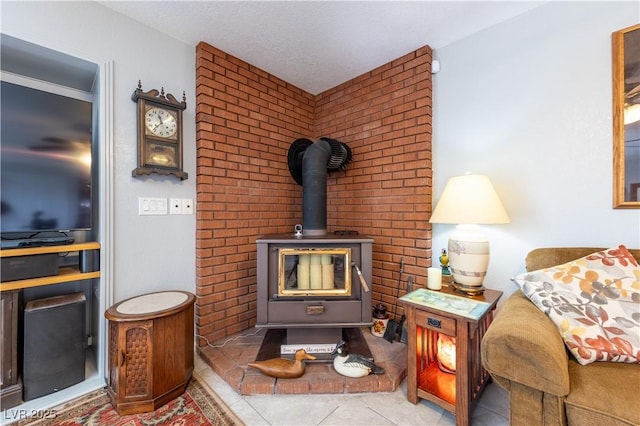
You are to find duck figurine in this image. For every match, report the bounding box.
[247,349,316,378]
[331,340,385,378]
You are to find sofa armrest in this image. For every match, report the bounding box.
[481,290,570,396]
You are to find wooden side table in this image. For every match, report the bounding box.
[105,291,195,415]
[399,286,502,426]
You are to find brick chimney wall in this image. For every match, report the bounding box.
[195,42,432,344]
[315,46,433,314]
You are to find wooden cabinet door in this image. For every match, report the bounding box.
[108,321,118,396]
[1,290,18,388]
[110,320,153,403]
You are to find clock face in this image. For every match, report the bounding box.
[145,107,177,138]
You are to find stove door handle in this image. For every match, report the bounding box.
[352,262,370,292]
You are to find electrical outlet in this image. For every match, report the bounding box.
[182,198,194,215]
[169,198,182,215]
[407,276,414,292]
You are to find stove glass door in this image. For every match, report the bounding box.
[278,248,351,297]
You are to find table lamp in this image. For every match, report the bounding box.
[429,174,510,294]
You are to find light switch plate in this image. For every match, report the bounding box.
[139,197,167,215]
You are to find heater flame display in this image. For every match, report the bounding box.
[436,335,457,373]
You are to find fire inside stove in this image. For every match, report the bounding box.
[278,248,351,297]
[416,326,457,405]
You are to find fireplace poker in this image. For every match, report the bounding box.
[383,258,404,342]
[399,276,412,344]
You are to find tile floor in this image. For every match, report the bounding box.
[193,327,509,426]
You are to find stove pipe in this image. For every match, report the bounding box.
[302,140,332,236]
[288,138,351,236]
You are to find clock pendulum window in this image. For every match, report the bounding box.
[131,81,188,180]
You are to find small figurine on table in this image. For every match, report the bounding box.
[439,248,452,276]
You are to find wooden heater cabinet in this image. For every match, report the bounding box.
[105,291,195,415]
[399,286,502,426]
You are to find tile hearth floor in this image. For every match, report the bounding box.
[195,327,509,425]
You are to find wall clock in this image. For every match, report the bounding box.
[131,81,188,180]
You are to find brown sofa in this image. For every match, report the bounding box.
[481,247,640,426]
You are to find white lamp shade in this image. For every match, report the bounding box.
[429,174,510,225]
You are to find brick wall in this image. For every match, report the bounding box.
[195,42,432,344]
[195,42,313,341]
[315,46,433,314]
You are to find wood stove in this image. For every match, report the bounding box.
[254,138,371,358]
[256,233,373,356]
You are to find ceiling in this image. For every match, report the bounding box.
[99,1,547,94]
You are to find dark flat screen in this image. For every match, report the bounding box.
[1,81,92,233]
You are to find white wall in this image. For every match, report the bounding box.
[2,1,197,302]
[433,1,640,301]
[4,1,639,306]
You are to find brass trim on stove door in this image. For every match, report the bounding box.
[278,248,351,297]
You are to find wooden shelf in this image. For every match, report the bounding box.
[1,269,101,291]
[1,241,102,410]
[0,242,100,257]
[0,242,100,290]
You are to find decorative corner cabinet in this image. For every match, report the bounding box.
[105,291,195,415]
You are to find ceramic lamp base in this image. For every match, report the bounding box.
[448,224,490,289]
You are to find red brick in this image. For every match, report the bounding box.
[275,377,311,394]
[308,373,346,394]
[241,374,276,395]
[345,374,380,393]
[196,41,433,344]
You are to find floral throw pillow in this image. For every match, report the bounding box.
[512,245,640,365]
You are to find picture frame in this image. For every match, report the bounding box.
[612,23,640,208]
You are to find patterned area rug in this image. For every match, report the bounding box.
[13,374,243,426]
